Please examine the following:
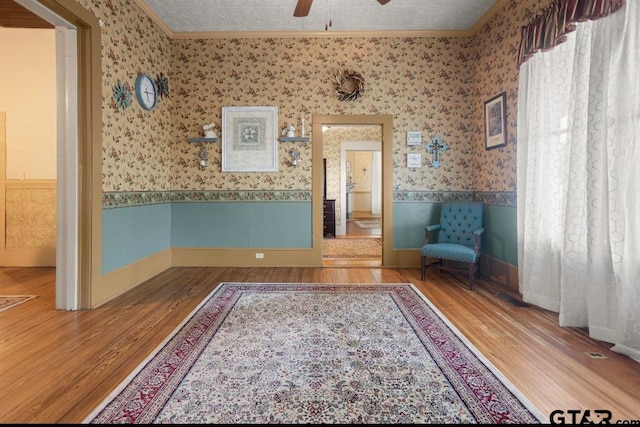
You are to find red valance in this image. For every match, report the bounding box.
[517,0,626,66]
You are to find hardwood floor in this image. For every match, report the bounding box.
[344,213,381,236]
[1,266,639,423]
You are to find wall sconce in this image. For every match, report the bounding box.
[187,135,218,170]
[290,148,301,167]
[198,147,208,169]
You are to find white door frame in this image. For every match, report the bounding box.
[338,140,381,236]
[16,0,80,310]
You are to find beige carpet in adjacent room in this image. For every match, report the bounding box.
[323,238,382,258]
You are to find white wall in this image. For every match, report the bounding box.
[0,28,57,179]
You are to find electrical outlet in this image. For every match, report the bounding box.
[255,253,264,259]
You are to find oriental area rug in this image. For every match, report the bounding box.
[323,238,382,258]
[84,283,543,424]
[0,295,37,313]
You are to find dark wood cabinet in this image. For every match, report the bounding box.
[323,199,336,237]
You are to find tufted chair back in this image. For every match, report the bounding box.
[437,201,483,248]
[421,200,485,289]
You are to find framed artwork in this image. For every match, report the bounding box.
[484,92,507,150]
[407,153,422,168]
[222,106,278,172]
[407,131,422,146]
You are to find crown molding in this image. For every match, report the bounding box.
[133,0,174,38]
[171,29,477,39]
[468,0,509,35]
[135,0,507,40]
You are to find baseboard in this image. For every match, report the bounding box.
[479,254,519,293]
[94,248,519,308]
[383,248,421,268]
[95,248,172,308]
[95,248,319,308]
[171,247,320,267]
[392,249,519,293]
[0,247,56,266]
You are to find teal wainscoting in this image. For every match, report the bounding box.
[170,201,312,248]
[392,201,441,249]
[391,192,518,267]
[102,203,172,274]
[482,204,518,266]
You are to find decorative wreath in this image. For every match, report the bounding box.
[156,72,170,98]
[332,69,365,101]
[112,79,132,111]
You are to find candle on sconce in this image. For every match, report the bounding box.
[301,113,305,137]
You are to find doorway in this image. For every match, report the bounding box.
[325,138,382,266]
[340,142,381,237]
[312,114,393,268]
[0,7,58,266]
[6,0,102,310]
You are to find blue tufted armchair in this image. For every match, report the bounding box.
[421,201,485,289]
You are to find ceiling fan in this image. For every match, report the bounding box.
[294,0,391,18]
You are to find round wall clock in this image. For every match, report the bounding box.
[134,74,158,111]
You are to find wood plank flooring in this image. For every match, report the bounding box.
[1,266,639,423]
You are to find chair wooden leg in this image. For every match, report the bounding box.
[421,256,425,280]
[468,263,475,290]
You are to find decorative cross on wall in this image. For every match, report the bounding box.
[425,135,448,168]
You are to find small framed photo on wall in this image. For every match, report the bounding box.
[407,153,422,168]
[407,131,422,146]
[484,92,507,150]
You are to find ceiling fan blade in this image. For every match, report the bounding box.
[294,0,313,17]
[377,0,391,4]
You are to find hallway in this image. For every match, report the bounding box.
[342,213,381,237]
[323,213,381,267]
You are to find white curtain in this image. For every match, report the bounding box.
[517,1,640,362]
[370,151,382,215]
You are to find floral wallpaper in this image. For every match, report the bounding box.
[69,0,552,204]
[471,0,551,192]
[74,0,174,193]
[170,36,476,194]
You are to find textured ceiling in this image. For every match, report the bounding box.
[140,0,500,35]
